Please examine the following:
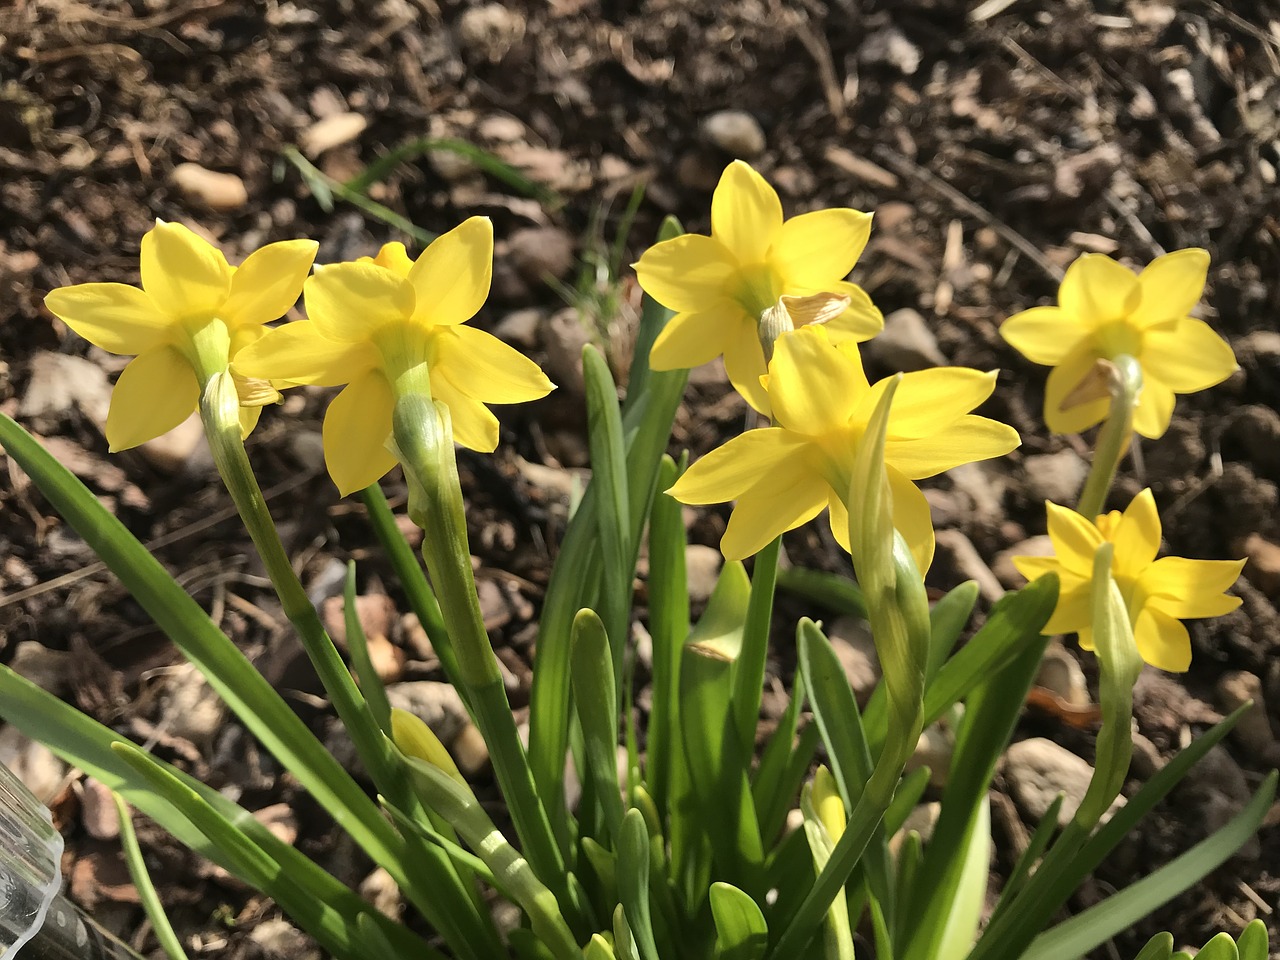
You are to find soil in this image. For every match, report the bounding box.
[2,0,1280,957]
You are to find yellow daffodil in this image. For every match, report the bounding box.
[634,160,883,414]
[1000,250,1237,439]
[1012,490,1245,672]
[43,221,317,451]
[234,217,554,496]
[667,325,1019,570]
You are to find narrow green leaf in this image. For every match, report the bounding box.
[346,136,560,204]
[1029,772,1276,960]
[1133,932,1174,960]
[1236,920,1269,960]
[732,537,781,758]
[344,562,393,734]
[586,934,618,960]
[775,566,867,619]
[710,882,768,960]
[618,809,660,960]
[572,608,624,842]
[614,905,640,960]
[926,581,979,682]
[114,793,191,960]
[752,670,810,844]
[283,146,435,244]
[930,795,991,960]
[999,793,1066,907]
[1194,934,1240,960]
[883,767,932,837]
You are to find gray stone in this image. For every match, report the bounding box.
[1023,450,1090,506]
[1003,737,1122,826]
[701,110,766,158]
[864,308,946,371]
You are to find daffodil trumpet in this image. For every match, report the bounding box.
[1075,354,1143,520]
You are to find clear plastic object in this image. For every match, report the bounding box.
[0,763,142,959]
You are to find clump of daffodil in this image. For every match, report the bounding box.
[1013,489,1245,672]
[43,220,318,450]
[667,324,1019,571]
[1000,249,1237,439]
[234,217,554,496]
[634,160,883,414]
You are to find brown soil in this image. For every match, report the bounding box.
[2,0,1279,957]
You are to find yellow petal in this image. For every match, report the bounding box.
[221,239,318,329]
[885,416,1020,480]
[233,321,377,386]
[1131,377,1175,440]
[433,325,554,404]
[1043,341,1110,435]
[821,281,884,342]
[105,346,199,452]
[634,234,738,313]
[305,262,415,342]
[1058,253,1140,326]
[668,429,812,504]
[1044,582,1092,636]
[1001,306,1082,366]
[723,325,771,416]
[1130,248,1209,329]
[886,466,935,574]
[1111,488,1161,576]
[364,242,414,276]
[1044,501,1105,577]
[886,368,998,439]
[1141,557,1245,619]
[767,325,863,436]
[1132,606,1191,672]
[648,304,743,371]
[770,208,873,291]
[721,464,827,561]
[408,217,493,327]
[1140,317,1237,393]
[238,403,264,439]
[322,370,397,495]
[139,220,232,320]
[828,492,851,553]
[710,161,783,264]
[44,283,171,354]
[431,375,500,452]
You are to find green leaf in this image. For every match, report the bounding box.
[999,794,1066,907]
[1236,920,1269,960]
[752,668,810,844]
[586,934,619,960]
[928,795,990,960]
[614,905,640,960]
[617,809,661,960]
[732,537,781,760]
[114,792,191,960]
[572,608,624,842]
[1194,934,1239,960]
[344,562,392,734]
[710,882,769,960]
[283,147,436,244]
[775,567,867,619]
[346,136,560,205]
[925,581,979,682]
[1132,932,1173,960]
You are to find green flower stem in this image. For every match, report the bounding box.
[732,535,780,755]
[199,376,502,959]
[1076,354,1143,519]
[392,394,571,907]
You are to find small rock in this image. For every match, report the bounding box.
[1215,670,1276,758]
[452,722,489,776]
[0,726,67,803]
[827,616,881,707]
[386,681,469,745]
[946,462,1007,529]
[701,110,766,159]
[1053,144,1121,201]
[476,115,527,143]
[864,308,946,371]
[1242,533,1280,596]
[321,593,396,651]
[859,26,922,74]
[1228,405,1280,477]
[429,148,476,182]
[1023,450,1090,506]
[248,918,322,960]
[906,721,954,788]
[8,641,73,695]
[170,163,249,211]
[162,663,225,746]
[306,557,349,607]
[890,801,941,855]
[494,308,545,350]
[19,352,112,426]
[299,112,366,158]
[508,226,576,284]
[1177,744,1257,860]
[457,4,526,63]
[81,778,120,840]
[138,411,209,474]
[541,308,591,395]
[253,803,298,846]
[685,544,723,605]
[400,613,435,661]
[993,536,1054,589]
[359,867,403,920]
[1003,737,1122,826]
[1036,641,1089,708]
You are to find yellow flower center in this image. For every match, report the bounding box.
[733,263,783,319]
[372,319,435,399]
[1093,320,1143,362]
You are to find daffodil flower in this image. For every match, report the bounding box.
[43,220,317,451]
[234,217,554,496]
[1000,250,1237,439]
[1013,490,1245,672]
[667,325,1019,571]
[634,161,883,414]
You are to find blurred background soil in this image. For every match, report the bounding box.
[2,0,1280,956]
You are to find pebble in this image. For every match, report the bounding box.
[1242,533,1280,596]
[1179,744,1258,860]
[386,681,470,744]
[0,726,66,803]
[80,777,120,840]
[864,308,946,371]
[701,110,767,158]
[8,641,72,695]
[906,722,954,788]
[452,722,490,776]
[359,867,403,921]
[321,593,396,651]
[299,112,367,158]
[248,918,322,960]
[1023,449,1090,506]
[1003,737,1122,826]
[18,352,112,425]
[170,162,248,211]
[139,411,210,474]
[495,308,545,350]
[1215,670,1277,759]
[827,616,881,707]
[992,535,1054,589]
[858,26,922,74]
[253,802,299,847]
[508,226,576,283]
[162,663,225,746]
[541,307,591,395]
[946,462,1007,529]
[456,4,526,63]
[685,544,723,605]
[1228,405,1280,476]
[890,801,941,856]
[1036,641,1089,708]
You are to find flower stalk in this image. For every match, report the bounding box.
[1075,354,1143,520]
